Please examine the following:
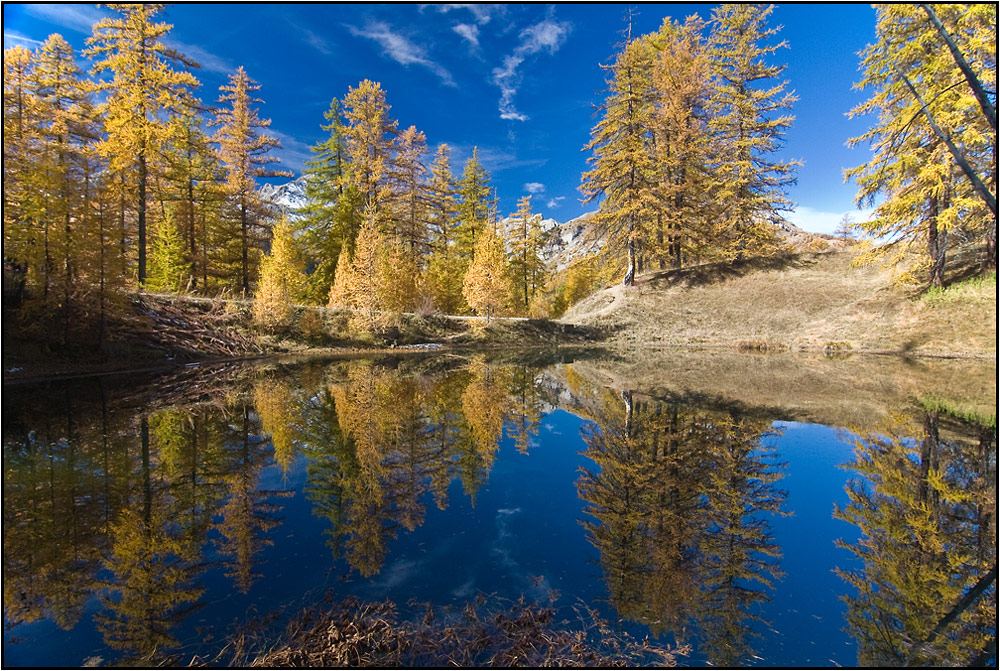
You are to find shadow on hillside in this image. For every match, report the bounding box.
[639,252,818,290]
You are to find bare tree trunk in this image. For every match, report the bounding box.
[623,238,636,286]
[928,195,948,288]
[138,153,148,285]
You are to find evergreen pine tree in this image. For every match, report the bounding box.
[297,98,361,302]
[212,66,291,294]
[455,148,498,264]
[425,143,465,313]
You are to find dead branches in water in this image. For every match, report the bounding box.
[194,594,687,668]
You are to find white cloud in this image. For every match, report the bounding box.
[452,23,479,49]
[546,196,566,209]
[3,31,45,49]
[347,21,456,87]
[491,18,571,122]
[787,205,874,235]
[524,182,545,194]
[24,4,107,33]
[436,4,499,25]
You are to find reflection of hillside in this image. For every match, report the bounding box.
[573,382,788,666]
[551,349,995,430]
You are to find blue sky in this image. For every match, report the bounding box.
[4,3,880,234]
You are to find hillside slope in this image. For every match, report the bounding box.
[561,249,996,357]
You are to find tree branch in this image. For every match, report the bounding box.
[919,3,997,132]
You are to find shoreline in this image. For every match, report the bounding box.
[4,337,994,386]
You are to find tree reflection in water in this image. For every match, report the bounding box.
[573,380,788,666]
[835,405,997,667]
[2,357,994,667]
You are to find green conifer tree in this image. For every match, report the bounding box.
[212,66,291,294]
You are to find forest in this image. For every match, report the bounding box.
[2,3,996,357]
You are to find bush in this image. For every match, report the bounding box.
[297,308,327,343]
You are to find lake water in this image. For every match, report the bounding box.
[3,350,996,667]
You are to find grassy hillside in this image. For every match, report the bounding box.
[561,248,996,357]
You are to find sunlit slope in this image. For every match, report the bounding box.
[561,249,996,357]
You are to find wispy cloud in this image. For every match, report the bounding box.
[452,23,479,50]
[284,17,334,56]
[268,129,314,175]
[448,144,547,174]
[3,31,45,49]
[524,182,545,194]
[347,21,456,87]
[546,196,566,209]
[492,17,571,121]
[165,39,234,75]
[24,4,107,33]
[435,4,500,26]
[302,28,333,55]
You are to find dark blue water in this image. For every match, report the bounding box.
[3,354,995,667]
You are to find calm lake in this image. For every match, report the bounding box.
[3,349,996,667]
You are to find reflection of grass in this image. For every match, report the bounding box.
[203,595,687,668]
[556,349,996,431]
[921,395,997,428]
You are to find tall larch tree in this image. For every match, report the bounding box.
[707,3,799,262]
[85,3,200,286]
[846,4,997,285]
[162,101,221,291]
[581,26,658,286]
[507,195,547,314]
[462,221,513,323]
[650,16,716,267]
[391,125,431,267]
[340,79,398,230]
[3,45,41,299]
[33,35,102,342]
[212,66,291,294]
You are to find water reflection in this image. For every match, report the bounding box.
[2,353,995,666]
[835,405,997,667]
[570,379,789,667]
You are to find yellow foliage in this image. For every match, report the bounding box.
[462,225,512,321]
[253,218,305,333]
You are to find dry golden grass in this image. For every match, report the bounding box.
[562,249,996,357]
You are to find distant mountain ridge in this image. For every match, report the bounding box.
[258,176,601,269]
